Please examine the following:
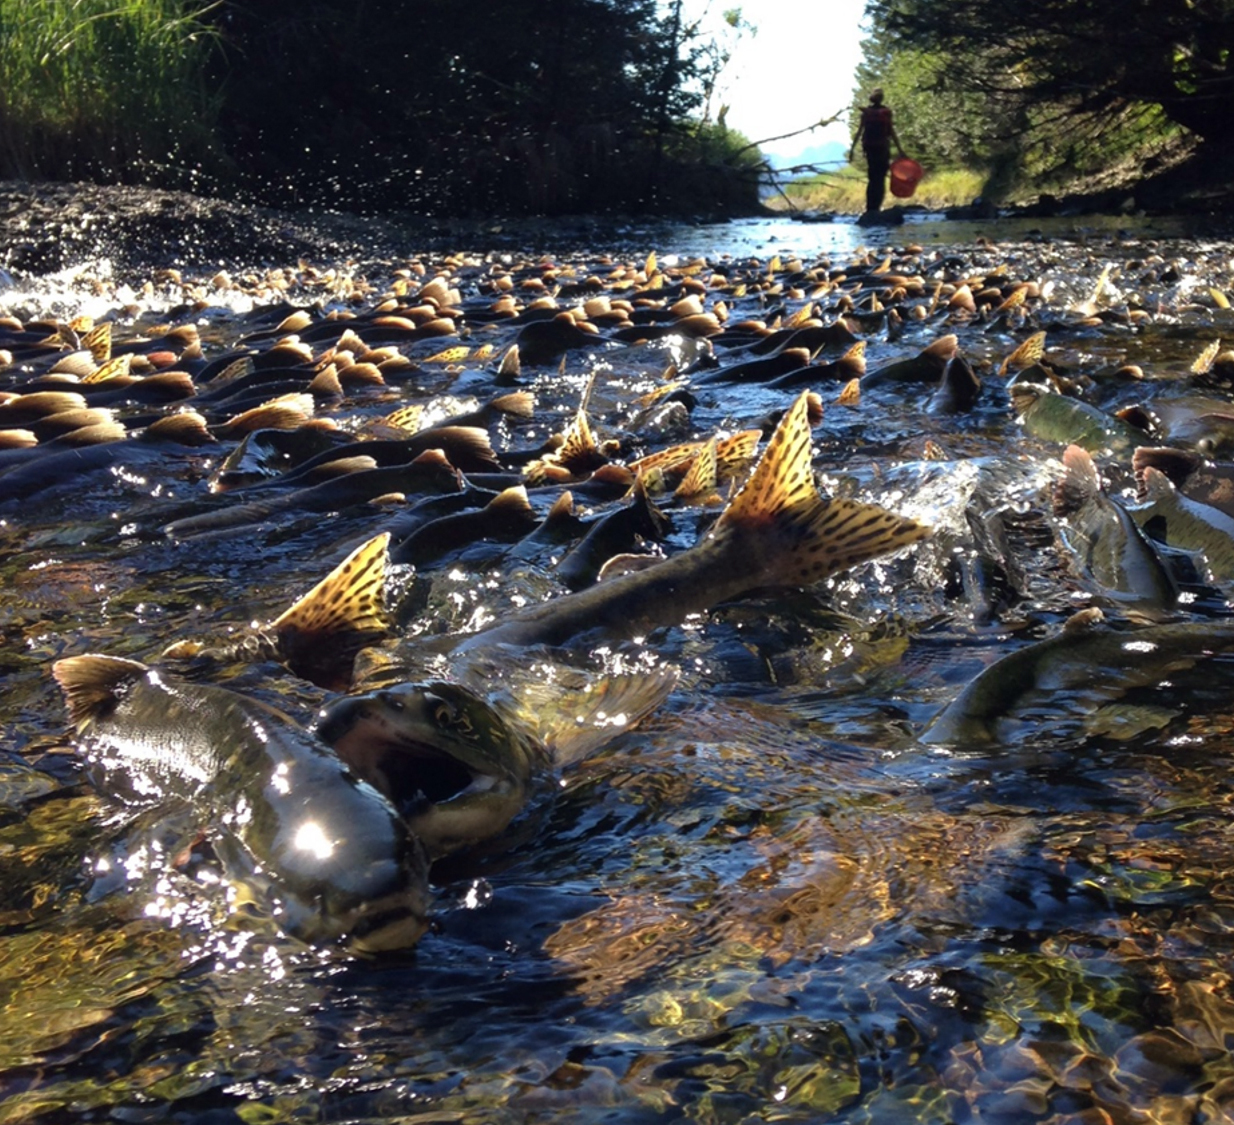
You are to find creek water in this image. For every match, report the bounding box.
[2,210,1234,1124]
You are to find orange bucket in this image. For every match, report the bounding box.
[889,157,924,199]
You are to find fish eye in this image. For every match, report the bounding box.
[379,691,405,713]
[424,692,477,738]
[424,692,454,726]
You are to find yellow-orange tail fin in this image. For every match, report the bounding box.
[716,391,930,585]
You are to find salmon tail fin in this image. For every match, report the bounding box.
[272,532,391,684]
[52,654,148,729]
[999,330,1046,377]
[714,428,761,481]
[557,408,604,474]
[715,390,930,585]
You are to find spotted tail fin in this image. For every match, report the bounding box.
[270,532,391,686]
[715,391,930,586]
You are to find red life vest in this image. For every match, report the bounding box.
[862,105,893,150]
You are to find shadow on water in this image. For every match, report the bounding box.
[1,208,1234,1122]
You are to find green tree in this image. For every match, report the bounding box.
[850,23,989,169]
[858,0,1198,201]
[205,0,748,215]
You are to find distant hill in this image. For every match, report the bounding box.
[757,141,848,201]
[763,141,848,176]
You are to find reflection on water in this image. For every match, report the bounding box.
[1,215,1234,1123]
[652,210,1223,262]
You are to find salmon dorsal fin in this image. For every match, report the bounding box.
[52,654,148,729]
[0,428,36,449]
[146,410,214,446]
[273,532,390,656]
[1139,465,1177,503]
[497,344,521,381]
[840,339,867,370]
[309,363,344,397]
[546,489,576,522]
[715,390,930,585]
[487,485,535,518]
[923,334,959,362]
[58,421,127,446]
[489,390,535,419]
[1132,446,1200,491]
[220,393,314,435]
[421,424,499,466]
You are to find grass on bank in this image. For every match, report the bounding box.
[0,0,222,186]
[769,163,986,215]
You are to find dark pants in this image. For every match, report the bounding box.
[864,145,889,213]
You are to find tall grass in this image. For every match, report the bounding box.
[770,163,986,215]
[0,0,223,187]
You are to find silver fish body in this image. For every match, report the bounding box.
[922,613,1234,747]
[53,655,430,954]
[1052,445,1177,612]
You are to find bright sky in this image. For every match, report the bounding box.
[684,0,869,163]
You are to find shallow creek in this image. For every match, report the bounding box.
[1,213,1234,1123]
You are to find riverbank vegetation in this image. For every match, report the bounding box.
[845,0,1215,209]
[0,0,765,218]
[769,165,985,215]
[0,0,1226,219]
[0,0,223,187]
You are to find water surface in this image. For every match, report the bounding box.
[1,214,1234,1123]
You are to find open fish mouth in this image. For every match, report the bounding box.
[316,685,530,857]
[315,690,484,812]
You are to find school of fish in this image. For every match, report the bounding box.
[6,236,1234,954]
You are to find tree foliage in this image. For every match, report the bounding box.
[867,0,1234,137]
[851,24,986,169]
[857,0,1204,200]
[203,0,761,215]
[0,0,764,217]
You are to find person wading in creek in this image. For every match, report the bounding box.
[848,88,906,216]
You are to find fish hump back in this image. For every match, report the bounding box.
[1054,444,1101,517]
[52,653,148,728]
